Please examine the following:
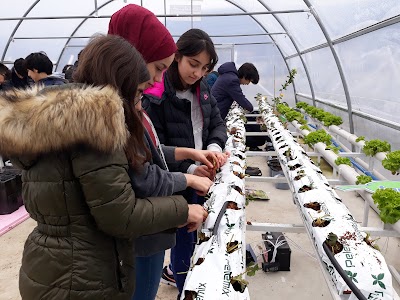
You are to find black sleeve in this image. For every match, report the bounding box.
[205,92,228,149]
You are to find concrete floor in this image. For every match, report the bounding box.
[1,155,399,300]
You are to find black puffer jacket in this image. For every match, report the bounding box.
[143,73,227,174]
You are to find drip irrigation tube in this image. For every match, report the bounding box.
[322,242,367,300]
[212,201,229,236]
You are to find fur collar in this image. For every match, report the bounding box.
[0,84,129,156]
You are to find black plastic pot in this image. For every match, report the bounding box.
[0,168,23,215]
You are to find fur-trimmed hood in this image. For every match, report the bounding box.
[0,84,129,157]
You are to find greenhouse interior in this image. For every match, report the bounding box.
[1,0,400,299]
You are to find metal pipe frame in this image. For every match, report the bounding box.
[93,0,98,17]
[297,93,400,132]
[224,0,300,104]
[54,0,114,71]
[7,32,283,40]
[67,41,276,48]
[1,0,41,62]
[225,42,274,45]
[0,9,309,21]
[286,14,400,60]
[163,0,167,26]
[303,0,355,134]
[257,0,316,106]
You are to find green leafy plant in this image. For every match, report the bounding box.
[303,129,332,147]
[296,101,309,110]
[276,103,291,114]
[335,157,352,166]
[297,118,307,125]
[272,69,297,106]
[325,145,340,154]
[304,105,316,115]
[325,232,343,254]
[230,263,260,293]
[355,136,365,142]
[322,113,343,126]
[314,109,327,122]
[372,188,400,224]
[364,232,380,251]
[308,107,324,119]
[285,110,303,122]
[300,124,311,131]
[362,139,391,157]
[382,150,400,175]
[356,175,373,185]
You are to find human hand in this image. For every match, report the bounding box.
[182,204,208,232]
[193,165,212,179]
[213,151,230,167]
[185,174,213,196]
[187,149,220,169]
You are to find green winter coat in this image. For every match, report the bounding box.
[0,85,189,300]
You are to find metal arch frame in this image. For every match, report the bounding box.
[303,0,354,134]
[224,0,299,102]
[286,14,400,60]
[1,0,41,62]
[55,0,114,71]
[2,0,308,80]
[257,0,316,106]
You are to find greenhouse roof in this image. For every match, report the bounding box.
[1,0,400,150]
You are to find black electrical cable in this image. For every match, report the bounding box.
[322,242,367,300]
[212,201,229,236]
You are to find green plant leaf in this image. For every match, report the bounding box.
[362,140,391,157]
[335,157,352,166]
[372,189,400,224]
[246,263,260,277]
[303,129,332,147]
[377,273,384,280]
[382,150,400,175]
[378,281,386,289]
[356,175,373,185]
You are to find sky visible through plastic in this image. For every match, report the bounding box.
[1,0,399,151]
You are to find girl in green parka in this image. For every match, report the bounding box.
[0,35,206,300]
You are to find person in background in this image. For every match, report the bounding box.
[206,70,219,89]
[25,52,68,86]
[0,34,206,300]
[0,63,12,91]
[10,58,30,89]
[62,64,74,82]
[143,28,228,298]
[211,62,259,119]
[109,5,219,300]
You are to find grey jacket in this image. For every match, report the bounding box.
[129,130,187,256]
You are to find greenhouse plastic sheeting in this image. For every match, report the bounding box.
[0,0,400,149]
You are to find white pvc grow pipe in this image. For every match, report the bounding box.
[303,113,388,180]
[290,120,400,234]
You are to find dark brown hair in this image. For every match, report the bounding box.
[73,34,151,168]
[238,63,259,84]
[168,28,218,92]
